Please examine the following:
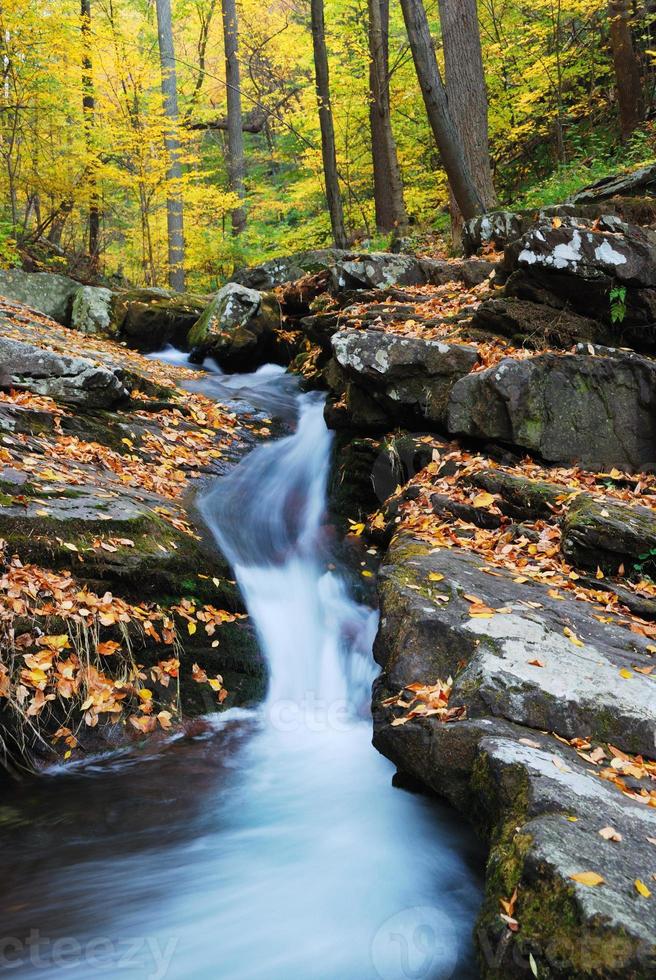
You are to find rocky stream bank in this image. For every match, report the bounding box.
[2,162,656,977]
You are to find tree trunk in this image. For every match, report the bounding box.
[310,0,348,248]
[399,0,484,221]
[155,0,185,291]
[437,0,495,239]
[81,0,100,271]
[368,0,407,233]
[608,0,645,140]
[222,0,247,234]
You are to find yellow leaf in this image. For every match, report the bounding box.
[473,492,495,509]
[187,621,197,636]
[635,879,651,898]
[63,542,78,552]
[570,871,605,887]
[563,627,584,647]
[619,668,633,679]
[361,570,373,578]
[428,572,444,582]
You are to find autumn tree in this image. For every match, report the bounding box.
[368,0,406,233]
[437,0,496,236]
[222,0,247,234]
[81,0,100,269]
[155,0,186,290]
[310,0,348,248]
[399,0,484,221]
[608,0,645,139]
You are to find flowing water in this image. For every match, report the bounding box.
[0,356,483,979]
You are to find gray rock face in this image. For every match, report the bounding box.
[375,538,656,754]
[327,329,478,429]
[563,494,656,572]
[447,350,656,471]
[70,285,115,336]
[570,161,656,203]
[233,249,348,291]
[329,253,427,292]
[373,536,656,977]
[462,210,528,256]
[188,282,280,370]
[0,269,80,324]
[504,218,656,345]
[471,296,611,348]
[115,288,207,352]
[0,336,129,408]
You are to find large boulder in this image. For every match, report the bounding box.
[70,285,116,336]
[113,288,208,352]
[471,296,612,348]
[0,269,80,324]
[447,350,656,471]
[570,161,656,203]
[233,249,348,291]
[562,494,656,573]
[326,329,479,430]
[462,211,530,256]
[504,217,656,347]
[0,336,129,408]
[188,282,281,370]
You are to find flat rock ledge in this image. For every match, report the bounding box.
[373,534,656,979]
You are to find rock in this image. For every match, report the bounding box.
[570,161,656,203]
[328,253,427,292]
[447,350,656,471]
[563,494,656,573]
[187,282,281,370]
[0,336,129,408]
[327,329,478,430]
[470,469,564,520]
[114,289,208,352]
[471,296,611,349]
[504,218,656,345]
[233,249,348,290]
[375,535,656,754]
[0,269,80,324]
[373,536,656,976]
[70,285,115,336]
[462,211,529,256]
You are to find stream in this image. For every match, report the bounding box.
[0,356,483,979]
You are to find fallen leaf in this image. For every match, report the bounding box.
[569,871,605,887]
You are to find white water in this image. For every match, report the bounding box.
[1,356,482,979]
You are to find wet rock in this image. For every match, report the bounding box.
[570,161,656,203]
[188,283,280,370]
[0,336,129,408]
[562,494,656,573]
[327,329,478,430]
[70,285,115,336]
[447,350,656,471]
[115,288,208,352]
[471,296,611,349]
[0,269,80,325]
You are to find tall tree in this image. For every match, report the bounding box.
[222,0,247,234]
[155,0,185,291]
[367,0,406,233]
[81,0,100,270]
[310,0,348,248]
[608,0,645,140]
[437,0,496,235]
[399,0,484,221]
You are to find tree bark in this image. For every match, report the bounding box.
[81,0,100,271]
[399,0,484,221]
[310,0,348,248]
[368,0,407,233]
[222,0,247,235]
[155,0,185,291]
[437,0,495,238]
[608,0,645,140]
